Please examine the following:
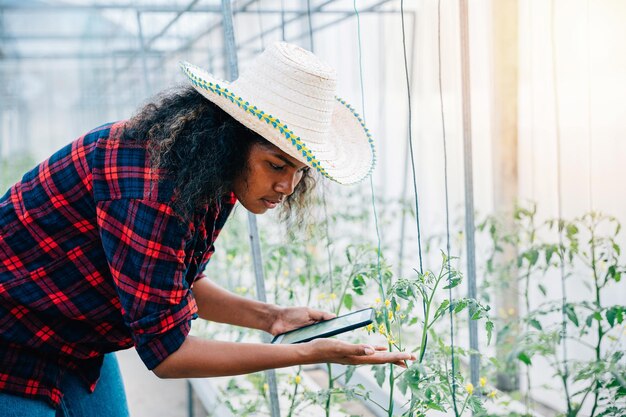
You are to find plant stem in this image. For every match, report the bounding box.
[524,261,532,415]
[590,224,603,417]
[418,269,445,363]
[459,393,471,416]
[388,362,395,417]
[325,363,333,417]
[287,368,302,417]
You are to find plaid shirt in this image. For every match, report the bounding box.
[0,121,236,407]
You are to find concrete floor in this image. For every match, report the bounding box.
[116,349,190,417]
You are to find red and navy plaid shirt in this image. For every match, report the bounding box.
[0,121,236,407]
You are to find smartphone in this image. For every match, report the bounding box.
[271,307,375,344]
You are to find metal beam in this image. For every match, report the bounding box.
[0,51,165,61]
[288,0,396,45]
[0,3,223,13]
[0,3,400,14]
[0,34,189,41]
[238,0,396,48]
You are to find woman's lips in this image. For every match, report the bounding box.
[262,198,279,209]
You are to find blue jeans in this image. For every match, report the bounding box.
[0,353,129,417]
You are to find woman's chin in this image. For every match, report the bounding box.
[240,200,267,215]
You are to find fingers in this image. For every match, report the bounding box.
[348,350,415,366]
[308,308,336,322]
[359,344,391,355]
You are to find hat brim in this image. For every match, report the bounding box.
[180,61,375,185]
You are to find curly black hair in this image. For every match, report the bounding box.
[122,86,316,223]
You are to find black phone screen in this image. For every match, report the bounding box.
[272,308,374,344]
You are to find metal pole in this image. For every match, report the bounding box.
[187,380,194,417]
[459,0,480,389]
[220,1,281,416]
[135,11,152,96]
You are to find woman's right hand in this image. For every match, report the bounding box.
[304,338,415,368]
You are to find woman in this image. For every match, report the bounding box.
[0,42,413,416]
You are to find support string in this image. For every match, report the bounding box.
[586,0,593,212]
[400,0,424,276]
[437,1,459,415]
[551,1,572,413]
[353,1,395,415]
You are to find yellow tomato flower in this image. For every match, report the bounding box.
[374,297,381,305]
[366,324,374,332]
[263,383,269,391]
[465,383,474,395]
[317,293,326,301]
[329,293,337,300]
[480,377,487,388]
[294,375,302,385]
[396,303,401,311]
[388,311,394,321]
[378,324,386,335]
[386,337,396,345]
[487,390,497,399]
[385,299,391,307]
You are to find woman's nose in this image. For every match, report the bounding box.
[274,173,298,196]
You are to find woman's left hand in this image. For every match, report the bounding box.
[268,306,336,336]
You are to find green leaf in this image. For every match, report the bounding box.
[613,242,621,256]
[538,284,547,296]
[343,293,353,310]
[373,365,386,387]
[454,299,468,314]
[607,308,617,327]
[426,402,446,412]
[345,365,356,384]
[524,249,539,266]
[433,299,450,322]
[468,395,487,414]
[545,246,556,264]
[443,276,462,290]
[528,318,542,330]
[517,352,532,365]
[397,374,408,395]
[566,223,579,237]
[352,275,365,295]
[565,304,579,327]
[486,320,494,344]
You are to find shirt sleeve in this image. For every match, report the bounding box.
[96,198,196,369]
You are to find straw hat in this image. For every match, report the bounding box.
[179,42,375,185]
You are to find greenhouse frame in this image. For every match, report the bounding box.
[1,1,625,416]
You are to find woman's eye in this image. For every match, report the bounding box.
[269,162,285,171]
